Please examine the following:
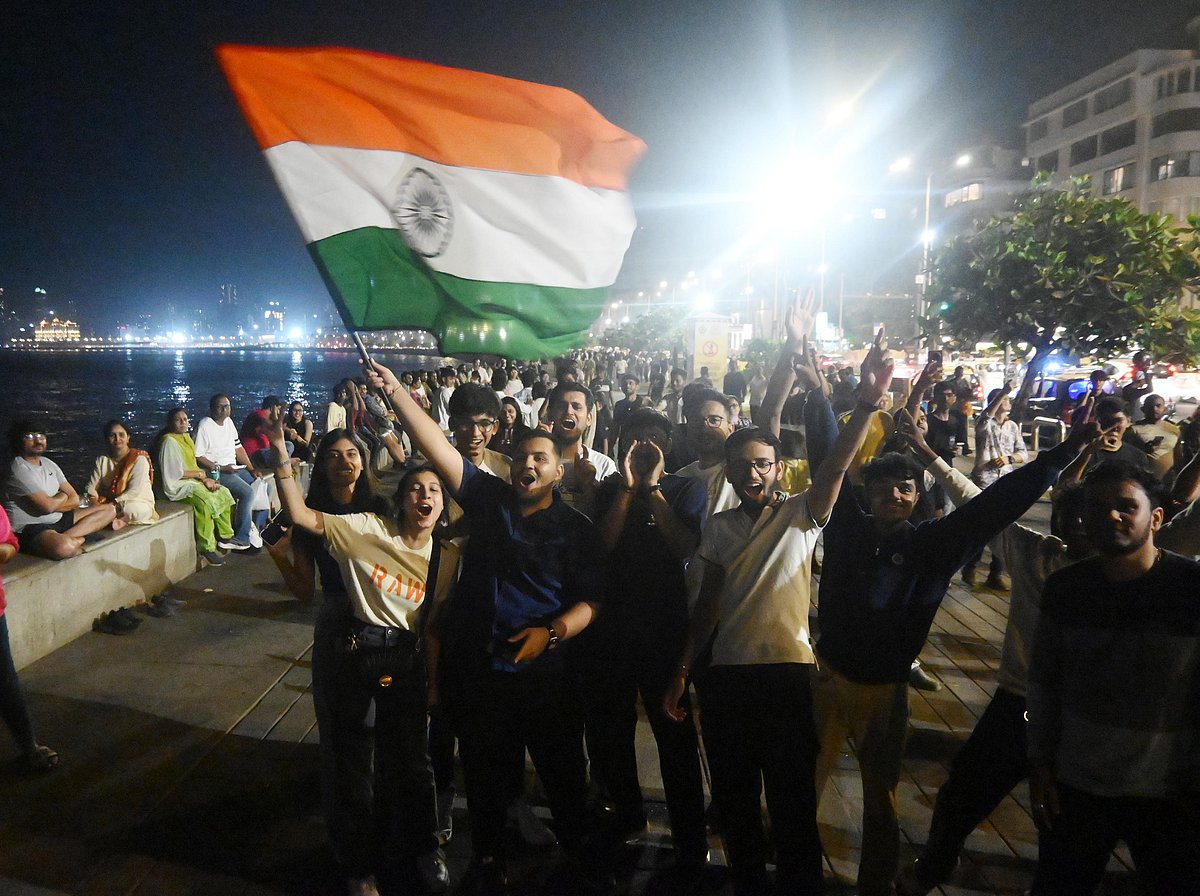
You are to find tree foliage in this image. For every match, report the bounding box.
[929,175,1200,417]
[599,306,686,355]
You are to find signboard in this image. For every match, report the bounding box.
[689,316,729,381]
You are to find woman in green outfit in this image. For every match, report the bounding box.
[154,407,236,566]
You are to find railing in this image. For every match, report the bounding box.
[1024,416,1067,451]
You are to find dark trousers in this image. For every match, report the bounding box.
[311,604,438,875]
[585,650,708,861]
[429,711,456,791]
[696,664,824,895]
[916,687,1029,884]
[449,670,592,862]
[0,615,36,755]
[1031,784,1200,896]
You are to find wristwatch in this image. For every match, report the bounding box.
[545,624,560,651]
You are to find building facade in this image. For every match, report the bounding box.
[1025,16,1200,220]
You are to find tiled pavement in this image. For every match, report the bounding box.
[0,506,1142,895]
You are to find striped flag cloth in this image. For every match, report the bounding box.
[217,45,646,357]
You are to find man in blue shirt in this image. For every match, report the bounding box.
[813,411,1091,896]
[366,360,608,894]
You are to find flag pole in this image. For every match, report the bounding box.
[349,329,404,425]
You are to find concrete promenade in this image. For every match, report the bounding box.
[0,498,1141,895]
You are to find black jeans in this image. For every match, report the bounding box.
[916,687,1029,884]
[311,604,438,875]
[696,664,824,895]
[1031,783,1200,895]
[584,647,708,861]
[448,670,592,862]
[0,615,36,755]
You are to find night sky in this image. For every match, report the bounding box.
[4,0,1199,331]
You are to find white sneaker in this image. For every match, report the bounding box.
[248,523,263,549]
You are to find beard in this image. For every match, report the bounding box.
[1090,521,1153,556]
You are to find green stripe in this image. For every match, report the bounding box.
[309,227,608,358]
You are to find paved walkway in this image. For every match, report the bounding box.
[0,505,1141,895]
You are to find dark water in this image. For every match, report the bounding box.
[0,348,442,486]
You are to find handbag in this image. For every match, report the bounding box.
[343,540,442,697]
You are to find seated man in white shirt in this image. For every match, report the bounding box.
[3,421,117,560]
[193,393,262,550]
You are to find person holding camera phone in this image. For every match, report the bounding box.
[267,418,458,896]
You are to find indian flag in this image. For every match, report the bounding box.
[217,45,646,358]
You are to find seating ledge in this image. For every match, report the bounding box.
[5,501,198,670]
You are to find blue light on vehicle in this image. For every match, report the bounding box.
[1067,380,1090,401]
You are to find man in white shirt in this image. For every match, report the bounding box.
[193,393,261,549]
[663,341,892,895]
[547,383,616,519]
[434,368,458,431]
[4,422,117,560]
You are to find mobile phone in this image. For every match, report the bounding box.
[928,350,943,366]
[261,520,289,546]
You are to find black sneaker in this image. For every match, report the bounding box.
[200,550,225,566]
[93,611,135,635]
[115,607,143,628]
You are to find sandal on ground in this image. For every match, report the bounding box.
[25,745,59,773]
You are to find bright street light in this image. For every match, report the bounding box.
[956,154,972,168]
[889,156,913,174]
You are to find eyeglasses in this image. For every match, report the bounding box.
[731,458,776,474]
[451,417,496,430]
[697,414,727,427]
[22,432,45,440]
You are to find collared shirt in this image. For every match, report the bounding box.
[443,458,606,675]
[695,492,823,666]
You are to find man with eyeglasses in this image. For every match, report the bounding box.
[3,420,118,560]
[662,339,891,896]
[446,383,510,482]
[194,393,263,551]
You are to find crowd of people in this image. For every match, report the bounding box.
[1,313,1199,896]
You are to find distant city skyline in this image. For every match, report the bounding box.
[4,1,1200,339]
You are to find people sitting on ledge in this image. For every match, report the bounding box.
[2,419,118,560]
[85,419,159,527]
[153,407,240,567]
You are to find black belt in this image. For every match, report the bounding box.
[347,619,416,649]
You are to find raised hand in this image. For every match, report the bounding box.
[895,408,936,461]
[794,341,825,392]
[859,327,894,407]
[785,287,819,351]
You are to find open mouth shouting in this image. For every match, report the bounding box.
[558,419,577,432]
[517,470,539,490]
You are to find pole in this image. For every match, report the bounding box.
[918,171,933,348]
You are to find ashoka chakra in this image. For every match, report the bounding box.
[392,168,453,258]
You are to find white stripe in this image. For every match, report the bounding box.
[263,142,636,289]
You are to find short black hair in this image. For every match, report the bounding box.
[448,382,501,419]
[621,407,672,439]
[724,426,781,464]
[209,393,231,412]
[261,395,283,409]
[7,417,46,456]
[683,387,728,420]
[513,429,561,459]
[1094,396,1125,423]
[861,451,924,487]
[1082,460,1167,509]
[548,382,595,412]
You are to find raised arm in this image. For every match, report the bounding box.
[364,359,465,494]
[905,360,942,419]
[266,416,324,535]
[760,290,817,438]
[807,331,894,524]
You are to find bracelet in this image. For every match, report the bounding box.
[274,467,294,479]
[644,483,663,493]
